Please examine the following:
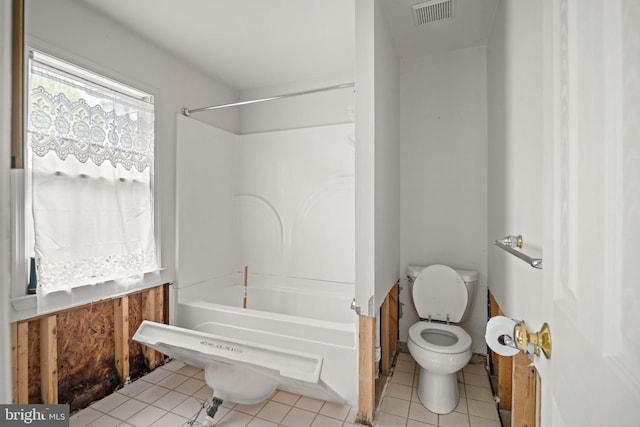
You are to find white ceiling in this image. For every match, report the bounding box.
[83,0,499,91]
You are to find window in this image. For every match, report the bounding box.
[26,50,158,305]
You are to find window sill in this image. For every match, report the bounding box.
[9,270,167,322]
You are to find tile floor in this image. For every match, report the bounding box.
[69,352,502,427]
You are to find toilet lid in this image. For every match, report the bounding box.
[408,322,471,354]
[412,264,468,322]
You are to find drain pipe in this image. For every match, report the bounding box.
[202,396,224,426]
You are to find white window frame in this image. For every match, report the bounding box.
[9,47,162,320]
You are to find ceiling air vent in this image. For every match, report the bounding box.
[412,0,455,26]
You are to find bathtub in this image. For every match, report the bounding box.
[168,274,358,406]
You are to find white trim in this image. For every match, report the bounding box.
[30,49,153,103]
[0,0,14,404]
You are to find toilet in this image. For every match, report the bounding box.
[407,264,478,414]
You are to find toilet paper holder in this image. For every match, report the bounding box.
[502,321,552,359]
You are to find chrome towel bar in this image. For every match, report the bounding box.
[494,235,543,269]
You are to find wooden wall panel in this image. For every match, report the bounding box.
[489,291,513,411]
[127,292,145,378]
[57,300,118,411]
[12,284,168,411]
[357,315,375,426]
[380,282,399,376]
[511,352,537,427]
[14,322,29,403]
[114,296,130,382]
[28,320,41,404]
[40,315,58,404]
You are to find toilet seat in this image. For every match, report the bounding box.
[409,322,471,355]
[412,265,468,322]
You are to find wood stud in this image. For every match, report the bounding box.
[114,296,130,382]
[10,284,167,407]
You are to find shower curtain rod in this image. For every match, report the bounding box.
[181,82,355,116]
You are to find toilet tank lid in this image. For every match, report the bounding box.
[407,265,478,282]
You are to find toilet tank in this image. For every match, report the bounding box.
[407,265,478,322]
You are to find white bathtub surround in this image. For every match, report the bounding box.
[175,282,358,407]
[175,119,357,407]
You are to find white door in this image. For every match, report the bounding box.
[541,0,640,425]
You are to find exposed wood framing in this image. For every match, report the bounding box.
[489,291,512,411]
[39,315,58,404]
[380,282,399,376]
[511,352,537,427]
[114,296,130,382]
[141,287,164,370]
[536,370,542,427]
[11,0,24,169]
[491,290,539,427]
[13,321,29,403]
[357,315,376,426]
[11,284,168,411]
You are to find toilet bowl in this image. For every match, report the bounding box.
[407,264,477,414]
[408,322,472,413]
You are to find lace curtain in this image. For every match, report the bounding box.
[28,58,158,304]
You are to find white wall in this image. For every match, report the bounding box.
[354,0,400,316]
[0,0,13,404]
[373,0,401,312]
[239,78,355,135]
[25,0,240,291]
[399,47,488,353]
[486,1,543,323]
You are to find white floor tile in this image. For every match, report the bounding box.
[295,396,325,413]
[125,405,166,427]
[90,393,129,414]
[271,390,301,406]
[463,364,487,376]
[439,410,471,427]
[108,399,147,421]
[68,353,500,427]
[466,400,499,421]
[117,380,151,398]
[454,397,468,414]
[139,368,171,385]
[463,373,491,389]
[469,416,502,427]
[234,401,267,416]
[406,419,437,427]
[386,383,413,401]
[156,373,189,390]
[175,364,202,377]
[171,396,207,419]
[150,390,189,411]
[193,384,214,401]
[70,407,103,426]
[381,396,410,418]
[134,384,170,404]
[319,401,351,420]
[310,414,343,427]
[407,402,438,425]
[246,417,278,427]
[465,385,494,403]
[218,410,253,426]
[160,360,186,372]
[390,371,415,387]
[280,407,316,427]
[87,414,121,426]
[174,377,206,395]
[255,400,291,423]
[149,412,188,427]
[374,411,408,427]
